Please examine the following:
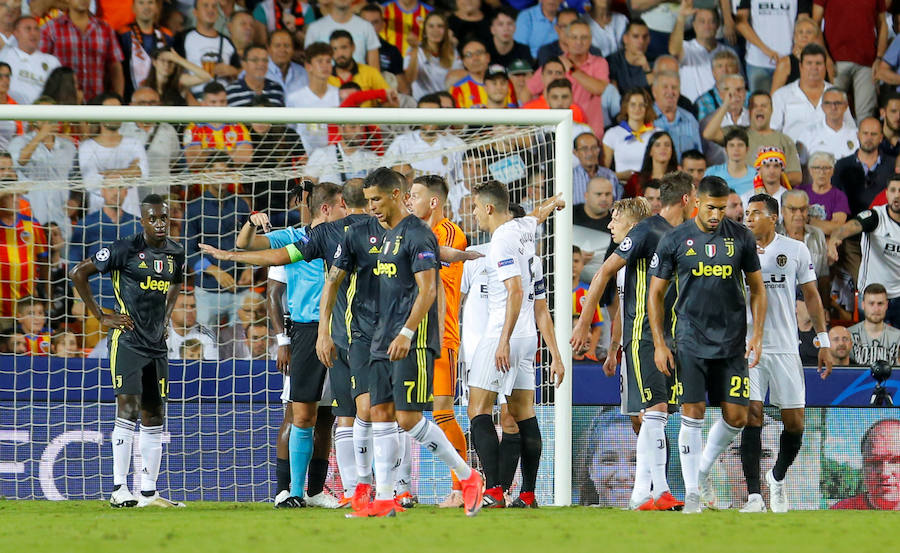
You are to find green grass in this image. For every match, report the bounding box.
[0,501,893,552]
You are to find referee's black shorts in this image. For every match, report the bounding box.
[289,322,327,404]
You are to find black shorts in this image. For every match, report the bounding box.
[289,322,327,403]
[109,338,168,404]
[676,351,749,406]
[370,348,434,412]
[349,335,371,399]
[624,340,680,411]
[330,347,356,418]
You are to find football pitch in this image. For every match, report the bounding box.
[0,501,892,552]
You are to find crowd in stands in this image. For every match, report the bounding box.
[0,0,897,368]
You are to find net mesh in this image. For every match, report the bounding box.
[0,110,564,503]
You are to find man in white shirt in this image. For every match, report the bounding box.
[771,44,854,142]
[0,15,59,105]
[174,0,241,97]
[669,6,738,103]
[266,28,308,97]
[167,290,219,360]
[848,284,900,366]
[306,124,378,185]
[286,42,339,154]
[735,0,797,94]
[119,88,180,198]
[304,0,379,68]
[798,87,858,162]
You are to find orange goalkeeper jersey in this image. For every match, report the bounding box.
[433,217,466,351]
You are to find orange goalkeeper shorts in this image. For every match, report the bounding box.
[433,347,458,397]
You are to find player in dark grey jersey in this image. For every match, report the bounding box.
[70,194,185,509]
[572,171,695,511]
[648,176,767,514]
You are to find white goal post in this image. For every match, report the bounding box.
[0,104,574,506]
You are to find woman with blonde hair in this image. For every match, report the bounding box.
[403,11,462,100]
[770,15,834,94]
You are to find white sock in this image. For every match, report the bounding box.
[353,417,373,485]
[643,411,670,498]
[631,419,652,504]
[699,418,741,476]
[112,418,135,488]
[139,424,163,493]
[334,426,357,497]
[372,422,398,501]
[408,418,472,481]
[680,416,703,495]
[394,427,412,495]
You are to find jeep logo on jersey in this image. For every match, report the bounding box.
[154,260,163,273]
[692,262,732,279]
[373,261,397,277]
[139,275,171,292]
[776,254,787,267]
[705,244,716,257]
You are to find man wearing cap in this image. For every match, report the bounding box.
[481,65,518,109]
[741,146,791,214]
[508,59,535,103]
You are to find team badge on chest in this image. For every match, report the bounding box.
[705,244,716,258]
[154,259,163,273]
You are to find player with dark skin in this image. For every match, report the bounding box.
[70,201,179,428]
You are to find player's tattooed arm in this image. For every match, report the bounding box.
[744,269,767,368]
[826,218,863,263]
[316,266,347,368]
[69,259,134,331]
[648,275,674,376]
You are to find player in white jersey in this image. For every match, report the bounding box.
[741,194,833,513]
[468,182,565,508]
[827,178,900,328]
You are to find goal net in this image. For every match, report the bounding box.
[0,105,573,504]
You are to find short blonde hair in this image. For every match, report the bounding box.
[612,197,652,224]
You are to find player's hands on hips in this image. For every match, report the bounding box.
[550,357,565,387]
[276,344,291,375]
[602,347,618,377]
[388,334,411,361]
[101,312,133,332]
[745,334,763,368]
[316,332,336,368]
[817,346,834,380]
[495,340,511,372]
[570,318,590,354]
[654,343,674,376]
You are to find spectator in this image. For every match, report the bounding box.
[7,97,76,238]
[606,19,652,94]
[16,296,50,355]
[831,419,900,510]
[241,322,273,360]
[880,93,900,158]
[327,30,389,92]
[286,42,339,153]
[358,3,405,87]
[573,131,620,205]
[743,146,790,209]
[705,127,755,196]
[120,88,181,187]
[2,332,26,354]
[304,0,380,68]
[602,87,657,182]
[623,130,677,198]
[0,0,19,48]
[305,123,378,184]
[572,245,602,361]
[573,175,613,282]
[780,189,829,282]
[0,62,21,149]
[0,15,60,105]
[699,73,748,165]
[832,117,895,218]
[694,50,743,122]
[586,0,627,57]
[669,4,738,103]
[184,82,254,170]
[403,11,461,100]
[266,29,308,98]
[735,0,798,93]
[185,151,253,327]
[770,15,834,94]
[813,0,887,122]
[794,298,820,365]
[449,37,495,109]
[252,0,317,40]
[173,0,241,98]
[628,0,680,61]
[45,221,69,326]
[530,78,591,135]
[449,0,491,45]
[651,69,700,158]
[827,177,900,327]
[118,0,173,102]
[40,0,125,100]
[704,90,802,187]
[535,8,602,68]
[226,11,257,61]
[520,59,584,118]
[798,151,850,236]
[51,330,82,358]
[725,188,743,223]
[848,284,900,366]
[825,326,852,367]
[514,0,561,59]
[482,64,514,108]
[217,291,268,359]
[798,87,858,162]
[771,44,853,143]
[379,0,431,56]
[180,338,204,360]
[144,47,214,106]
[641,179,662,215]
[68,179,141,312]
[226,44,286,106]
[485,7,534,70]
[167,289,218,360]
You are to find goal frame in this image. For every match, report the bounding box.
[0,104,575,506]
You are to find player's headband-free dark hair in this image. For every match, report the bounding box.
[472,180,510,212]
[363,167,406,192]
[697,175,730,198]
[747,193,779,217]
[309,181,343,214]
[659,171,694,206]
[412,174,449,201]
